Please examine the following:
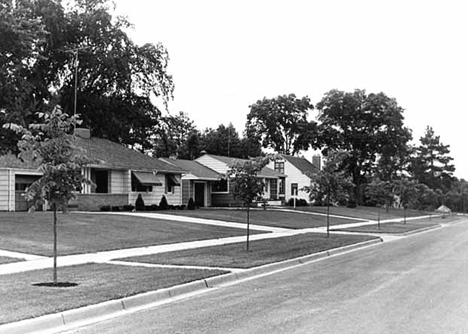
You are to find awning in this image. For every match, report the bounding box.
[132,171,162,186]
[166,174,180,186]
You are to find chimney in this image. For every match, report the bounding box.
[312,155,321,170]
[75,128,91,139]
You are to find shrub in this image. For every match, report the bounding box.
[178,204,186,210]
[135,194,145,211]
[122,204,135,212]
[287,198,309,207]
[187,197,196,210]
[150,204,159,211]
[111,206,121,212]
[100,205,111,212]
[145,205,153,211]
[159,195,168,210]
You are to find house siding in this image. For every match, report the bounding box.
[212,181,238,207]
[0,169,10,211]
[128,173,182,207]
[196,155,230,174]
[268,159,312,202]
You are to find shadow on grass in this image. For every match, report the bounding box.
[32,282,79,288]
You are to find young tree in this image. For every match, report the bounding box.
[303,151,354,236]
[246,94,317,155]
[316,89,412,205]
[4,106,93,285]
[394,178,418,224]
[228,157,270,251]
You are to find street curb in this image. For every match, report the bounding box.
[0,238,382,334]
[400,224,441,236]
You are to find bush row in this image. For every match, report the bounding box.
[287,198,309,207]
[99,204,186,212]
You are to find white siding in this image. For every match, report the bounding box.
[0,169,10,211]
[283,162,312,202]
[110,170,126,193]
[196,155,229,174]
[128,173,182,206]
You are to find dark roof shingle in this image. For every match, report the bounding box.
[74,136,185,173]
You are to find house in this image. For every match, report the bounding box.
[268,154,320,203]
[0,128,186,211]
[195,154,286,206]
[159,158,219,207]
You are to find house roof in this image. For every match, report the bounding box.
[74,136,185,173]
[160,158,220,180]
[201,154,286,179]
[281,154,319,177]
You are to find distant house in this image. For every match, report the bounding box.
[159,158,219,207]
[195,154,286,206]
[0,128,186,211]
[268,154,320,203]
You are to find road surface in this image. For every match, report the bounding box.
[61,219,468,334]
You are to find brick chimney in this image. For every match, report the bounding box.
[75,128,91,139]
[312,154,321,170]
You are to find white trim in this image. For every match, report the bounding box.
[211,178,229,194]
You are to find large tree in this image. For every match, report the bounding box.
[246,94,317,155]
[0,0,173,152]
[316,89,412,205]
[153,111,198,159]
[200,123,242,158]
[410,126,455,192]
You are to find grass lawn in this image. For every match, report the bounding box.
[0,263,226,325]
[0,212,262,257]
[163,208,357,229]
[120,232,379,269]
[0,256,23,265]
[332,222,440,234]
[293,206,433,221]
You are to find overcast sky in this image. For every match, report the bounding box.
[114,0,468,179]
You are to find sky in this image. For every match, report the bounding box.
[114,0,468,179]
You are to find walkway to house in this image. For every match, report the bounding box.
[0,210,438,277]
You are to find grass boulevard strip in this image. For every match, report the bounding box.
[0,207,455,331]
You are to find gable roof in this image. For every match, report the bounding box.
[281,154,319,176]
[159,158,220,180]
[74,136,185,173]
[199,154,286,178]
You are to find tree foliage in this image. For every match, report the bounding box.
[410,126,455,192]
[228,157,270,250]
[316,89,412,204]
[246,94,317,155]
[304,150,354,206]
[3,105,93,284]
[0,0,173,152]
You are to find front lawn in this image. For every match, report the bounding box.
[293,206,433,221]
[0,263,226,325]
[0,212,262,256]
[332,222,439,234]
[120,232,379,269]
[0,256,22,265]
[163,208,357,229]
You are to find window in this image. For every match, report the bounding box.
[165,174,180,194]
[291,183,298,196]
[274,161,285,174]
[264,179,269,193]
[212,178,228,193]
[131,174,153,192]
[92,169,109,193]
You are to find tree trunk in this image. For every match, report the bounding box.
[246,204,250,251]
[326,187,330,238]
[53,203,58,285]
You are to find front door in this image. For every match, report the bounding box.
[194,183,205,207]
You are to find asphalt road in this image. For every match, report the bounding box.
[62,219,468,334]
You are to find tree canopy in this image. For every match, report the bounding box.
[0,0,173,153]
[246,94,317,156]
[316,89,412,204]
